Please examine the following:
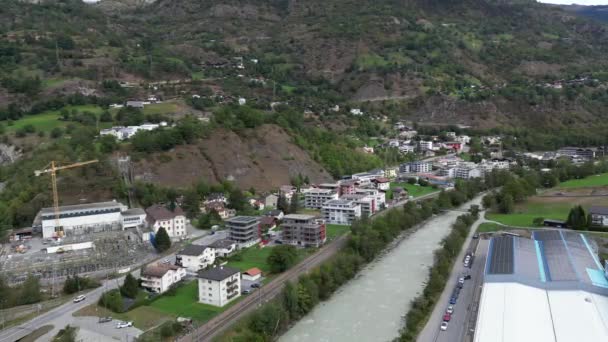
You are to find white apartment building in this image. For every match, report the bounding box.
[209,239,237,257]
[419,140,433,151]
[198,266,241,307]
[401,161,432,174]
[454,166,483,179]
[141,263,186,294]
[305,189,339,209]
[146,204,187,238]
[399,144,416,154]
[322,199,362,225]
[176,245,216,273]
[341,194,376,217]
[354,188,386,209]
[37,201,128,239]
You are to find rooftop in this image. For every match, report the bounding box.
[323,199,356,206]
[145,204,184,222]
[244,267,262,276]
[198,265,240,281]
[590,206,608,216]
[283,214,317,220]
[208,239,236,249]
[226,216,260,224]
[178,244,210,256]
[122,208,146,216]
[142,263,181,278]
[40,201,125,215]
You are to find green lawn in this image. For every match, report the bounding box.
[486,201,571,227]
[477,222,507,233]
[142,102,180,115]
[387,182,437,199]
[326,224,351,240]
[74,304,172,330]
[557,173,608,189]
[150,280,238,322]
[7,105,105,133]
[226,246,274,273]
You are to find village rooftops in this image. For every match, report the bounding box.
[198,265,240,281]
[142,263,181,278]
[589,206,608,215]
[178,244,211,256]
[145,204,184,221]
[208,239,236,249]
[244,268,262,277]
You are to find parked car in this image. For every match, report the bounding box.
[447,305,454,314]
[464,274,472,280]
[458,277,465,284]
[242,289,251,295]
[440,321,449,331]
[98,317,113,323]
[116,321,133,329]
[473,234,479,239]
[73,295,86,303]
[162,259,171,264]
[443,313,452,322]
[251,283,261,289]
[449,297,457,305]
[274,240,283,244]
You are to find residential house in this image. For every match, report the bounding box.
[305,189,339,209]
[209,239,237,258]
[198,266,241,307]
[248,198,265,211]
[260,216,277,231]
[322,199,362,225]
[146,204,187,238]
[454,165,483,179]
[282,214,327,248]
[384,167,399,179]
[201,202,236,220]
[242,267,262,282]
[590,206,608,227]
[363,146,375,154]
[265,209,284,221]
[399,144,416,154]
[392,187,408,200]
[204,193,227,205]
[126,100,145,108]
[280,186,297,204]
[226,216,261,248]
[444,142,463,152]
[141,263,186,294]
[399,130,418,139]
[419,140,433,151]
[354,188,386,210]
[176,245,216,273]
[352,169,385,185]
[372,177,391,191]
[265,194,278,208]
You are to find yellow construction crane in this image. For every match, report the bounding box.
[35,160,99,234]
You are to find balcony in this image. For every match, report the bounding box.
[226,279,238,287]
[227,284,238,293]
[227,291,239,300]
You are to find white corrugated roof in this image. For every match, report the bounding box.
[475,282,608,342]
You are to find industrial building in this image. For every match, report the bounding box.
[281,214,326,248]
[36,201,132,239]
[226,216,261,248]
[475,231,608,342]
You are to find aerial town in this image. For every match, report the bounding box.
[2,1,608,342]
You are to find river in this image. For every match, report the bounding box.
[280,196,482,342]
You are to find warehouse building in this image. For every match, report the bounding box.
[475,231,608,342]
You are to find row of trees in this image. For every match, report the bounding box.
[221,178,488,340]
[0,275,41,309]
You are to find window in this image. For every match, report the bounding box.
[209,287,212,290]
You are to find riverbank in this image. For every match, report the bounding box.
[212,182,487,341]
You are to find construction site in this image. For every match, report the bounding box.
[0,158,157,287]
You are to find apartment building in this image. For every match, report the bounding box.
[354,188,386,210]
[341,194,376,217]
[198,266,241,307]
[281,214,327,248]
[304,189,339,209]
[419,140,433,151]
[141,263,186,294]
[176,245,216,272]
[322,199,362,225]
[400,161,432,174]
[338,179,358,196]
[454,166,483,179]
[226,216,261,248]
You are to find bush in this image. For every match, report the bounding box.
[63,275,100,294]
[267,245,298,273]
[533,217,544,226]
[98,289,125,313]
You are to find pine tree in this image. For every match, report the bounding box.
[155,227,171,252]
[289,194,299,214]
[120,273,139,299]
[566,205,587,230]
[277,194,289,213]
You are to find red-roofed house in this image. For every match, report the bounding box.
[242,267,262,281]
[372,177,391,191]
[146,204,187,238]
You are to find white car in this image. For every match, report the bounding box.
[458,277,465,284]
[447,305,454,314]
[116,321,133,329]
[73,295,86,303]
[440,321,449,331]
[162,259,171,264]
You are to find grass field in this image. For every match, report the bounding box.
[226,246,274,273]
[142,102,180,116]
[150,281,237,322]
[477,222,507,233]
[387,182,437,200]
[326,224,351,240]
[7,105,105,133]
[486,201,571,227]
[557,173,608,188]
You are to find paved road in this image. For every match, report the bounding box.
[417,216,488,342]
[0,230,226,342]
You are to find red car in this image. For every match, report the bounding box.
[443,313,452,322]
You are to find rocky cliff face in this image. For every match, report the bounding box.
[0,144,22,166]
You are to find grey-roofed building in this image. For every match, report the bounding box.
[209,239,237,257]
[198,265,241,307]
[37,201,128,238]
[282,214,327,248]
[476,231,608,342]
[176,245,215,272]
[590,206,608,227]
[226,216,261,248]
[322,199,361,225]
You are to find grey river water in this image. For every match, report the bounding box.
[280,196,482,342]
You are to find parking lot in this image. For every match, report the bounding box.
[418,234,489,342]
